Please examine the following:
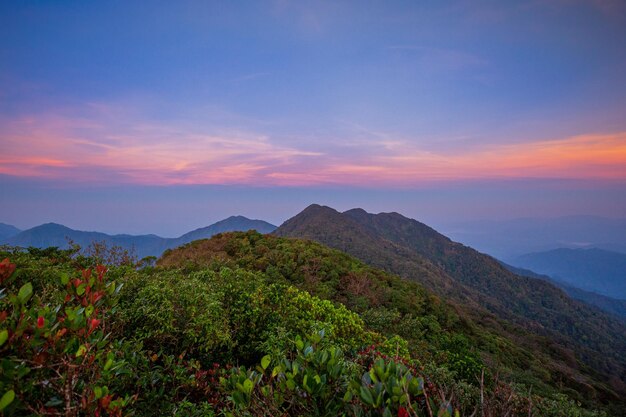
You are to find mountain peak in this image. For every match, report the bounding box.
[0,222,21,240]
[275,204,372,243]
[301,204,339,215]
[176,216,277,245]
[343,207,368,216]
[221,215,251,222]
[36,222,73,231]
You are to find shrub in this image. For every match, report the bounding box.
[0,259,132,416]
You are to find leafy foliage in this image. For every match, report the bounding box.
[0,236,617,416]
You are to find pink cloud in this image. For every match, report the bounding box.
[1,107,625,187]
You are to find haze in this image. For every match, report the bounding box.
[1,1,625,235]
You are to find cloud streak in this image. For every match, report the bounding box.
[1,107,625,187]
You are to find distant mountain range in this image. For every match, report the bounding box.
[440,216,626,259]
[0,216,277,258]
[503,262,626,319]
[274,204,626,398]
[510,248,626,300]
[0,222,21,240]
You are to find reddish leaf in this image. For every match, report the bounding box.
[89,318,101,333]
[0,258,16,283]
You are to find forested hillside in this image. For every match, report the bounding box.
[1,233,621,416]
[274,205,626,405]
[503,263,626,319]
[160,231,624,415]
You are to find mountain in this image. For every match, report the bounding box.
[503,263,626,319]
[175,215,277,245]
[439,216,626,259]
[511,248,626,300]
[160,230,626,414]
[0,222,21,240]
[1,216,277,258]
[274,204,626,401]
[2,223,171,259]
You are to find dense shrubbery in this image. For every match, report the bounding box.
[0,239,613,416]
[0,256,132,415]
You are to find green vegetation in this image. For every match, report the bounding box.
[274,205,626,408]
[0,233,619,416]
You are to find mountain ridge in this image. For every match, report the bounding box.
[159,229,626,414]
[503,262,626,319]
[1,216,277,258]
[274,204,626,399]
[0,222,21,240]
[511,248,626,300]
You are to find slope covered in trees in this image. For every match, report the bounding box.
[160,231,625,414]
[274,205,626,404]
[502,262,626,319]
[1,230,623,415]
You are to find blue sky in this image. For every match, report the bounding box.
[1,1,625,234]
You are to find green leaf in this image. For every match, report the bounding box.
[76,344,87,357]
[243,379,254,394]
[295,336,304,351]
[343,390,353,402]
[104,358,114,372]
[0,329,7,347]
[85,305,94,317]
[59,272,70,285]
[76,283,87,296]
[261,355,271,371]
[94,386,103,399]
[17,282,33,304]
[0,390,15,411]
[360,386,374,406]
[232,391,245,406]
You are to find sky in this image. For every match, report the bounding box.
[1,0,625,236]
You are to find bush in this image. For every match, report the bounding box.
[117,270,231,359]
[0,259,132,415]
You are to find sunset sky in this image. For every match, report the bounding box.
[1,1,625,235]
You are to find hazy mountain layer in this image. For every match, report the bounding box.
[440,216,626,259]
[512,248,626,300]
[1,216,276,258]
[503,263,626,319]
[0,222,21,240]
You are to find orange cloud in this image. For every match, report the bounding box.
[263,132,626,186]
[1,110,624,186]
[385,132,626,182]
